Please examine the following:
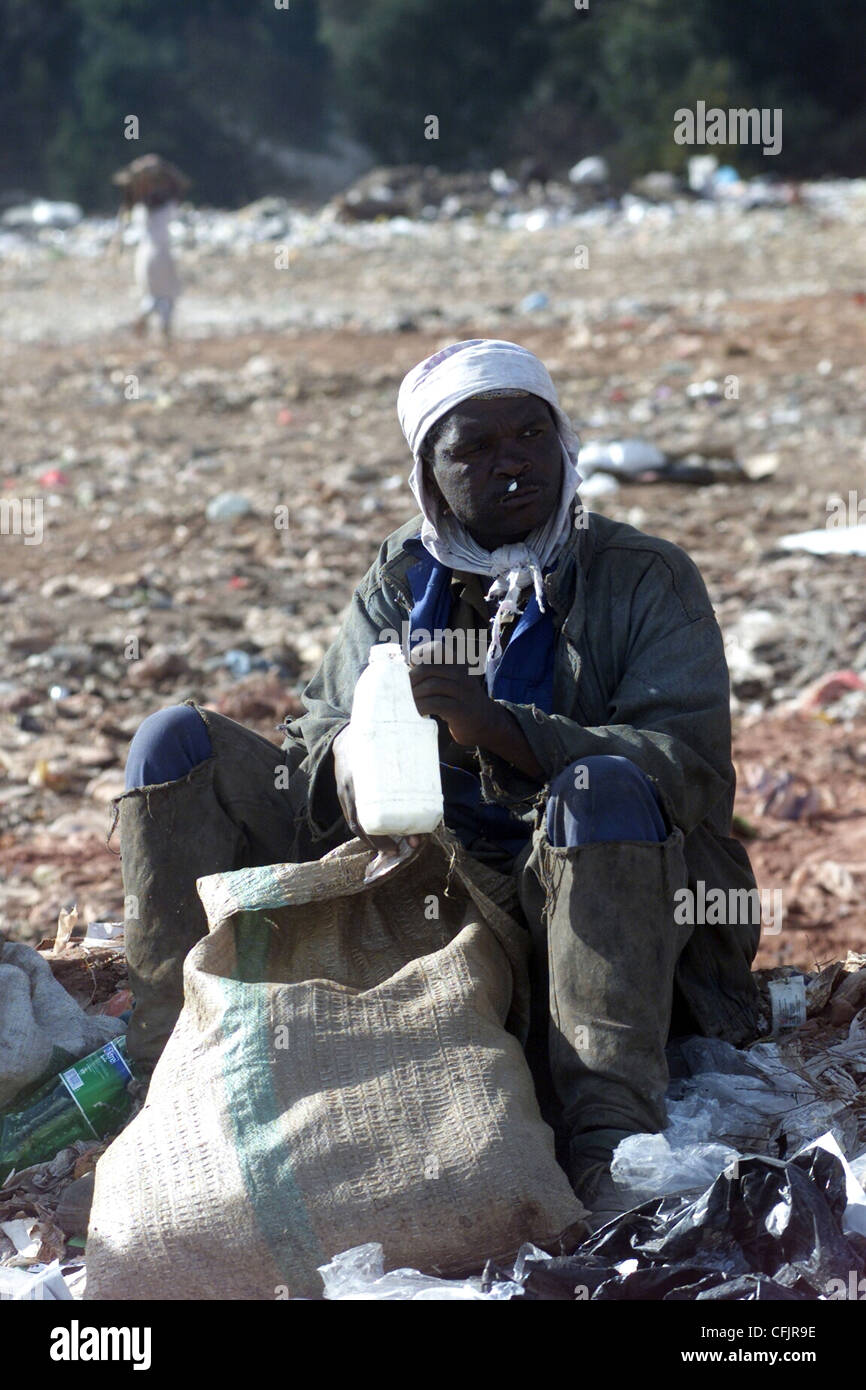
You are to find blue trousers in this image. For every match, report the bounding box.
[124,705,213,790]
[545,755,667,846]
[125,706,667,848]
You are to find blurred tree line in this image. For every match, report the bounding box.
[0,0,329,207]
[1,0,863,209]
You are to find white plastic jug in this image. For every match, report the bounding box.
[348,643,443,837]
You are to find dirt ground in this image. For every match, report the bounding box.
[1,197,864,966]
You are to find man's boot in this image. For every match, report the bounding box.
[524,826,694,1211]
[112,757,245,1073]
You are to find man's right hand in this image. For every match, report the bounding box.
[332,726,423,855]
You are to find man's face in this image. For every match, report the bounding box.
[422,394,562,551]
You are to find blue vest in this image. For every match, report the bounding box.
[403,537,556,855]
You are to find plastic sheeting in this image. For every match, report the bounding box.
[494,1137,866,1301]
[610,1027,866,1208]
[319,1243,522,1300]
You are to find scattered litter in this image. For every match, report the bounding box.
[38,468,70,488]
[805,962,845,1016]
[319,1243,522,1300]
[489,168,518,197]
[724,610,798,701]
[1,200,82,231]
[631,171,679,201]
[610,1132,739,1204]
[797,860,858,902]
[55,1172,96,1239]
[518,290,549,313]
[0,941,125,1109]
[95,989,133,1018]
[603,1002,866,1221]
[84,769,127,804]
[125,644,189,687]
[743,766,829,820]
[778,524,866,556]
[578,472,620,502]
[54,904,79,954]
[0,1039,135,1185]
[686,378,723,402]
[796,669,866,711]
[82,921,125,947]
[36,941,129,1016]
[568,156,609,187]
[0,1259,75,1300]
[28,758,73,792]
[205,491,254,522]
[0,1140,103,1208]
[829,965,866,1026]
[220,648,271,679]
[494,1137,866,1300]
[768,976,807,1032]
[1,1213,65,1268]
[688,155,719,194]
[740,451,780,480]
[578,439,666,477]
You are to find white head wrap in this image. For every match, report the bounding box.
[397,339,582,685]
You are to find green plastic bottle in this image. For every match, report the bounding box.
[0,1037,135,1185]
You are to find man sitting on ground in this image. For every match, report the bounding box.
[112,338,760,1226]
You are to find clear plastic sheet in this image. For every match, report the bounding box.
[611,1133,740,1203]
[611,1026,866,1209]
[319,1242,522,1300]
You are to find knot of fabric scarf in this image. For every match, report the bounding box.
[484,549,547,667]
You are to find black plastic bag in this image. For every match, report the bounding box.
[496,1141,866,1301]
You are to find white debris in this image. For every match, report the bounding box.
[778,525,866,556]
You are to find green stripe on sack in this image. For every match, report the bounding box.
[233,893,278,981]
[219,910,323,1290]
[218,864,298,943]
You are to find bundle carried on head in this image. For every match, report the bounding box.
[112,154,190,207]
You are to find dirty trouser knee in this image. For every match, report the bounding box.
[519,756,693,1175]
[545,755,667,848]
[123,703,213,789]
[110,700,331,1069]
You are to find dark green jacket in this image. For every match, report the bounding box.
[281,510,760,1044]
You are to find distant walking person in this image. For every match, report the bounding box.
[112,154,190,339]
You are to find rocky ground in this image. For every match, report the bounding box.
[1,184,864,968]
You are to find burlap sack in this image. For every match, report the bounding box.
[85,829,584,1299]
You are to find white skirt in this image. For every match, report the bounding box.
[135,243,180,301]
